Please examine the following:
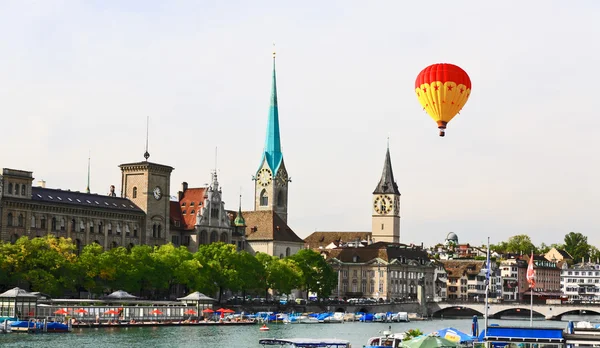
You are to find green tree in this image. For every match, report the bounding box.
[194,242,239,302]
[505,235,535,255]
[290,249,337,300]
[564,232,590,262]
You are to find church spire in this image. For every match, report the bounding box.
[261,45,283,173]
[86,152,91,194]
[373,144,401,195]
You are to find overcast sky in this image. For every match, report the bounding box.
[1,1,599,248]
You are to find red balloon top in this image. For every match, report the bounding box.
[415,63,471,89]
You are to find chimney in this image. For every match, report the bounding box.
[38,180,46,188]
[179,182,188,201]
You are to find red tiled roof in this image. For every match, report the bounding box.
[243,210,303,243]
[178,188,206,230]
[169,201,186,230]
[304,231,372,249]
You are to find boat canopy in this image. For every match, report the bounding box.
[259,338,351,347]
[482,326,564,343]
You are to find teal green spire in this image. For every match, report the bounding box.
[260,48,283,174]
[234,194,246,227]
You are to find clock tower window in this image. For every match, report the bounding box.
[132,187,137,198]
[277,191,284,206]
[152,224,157,238]
[260,189,269,206]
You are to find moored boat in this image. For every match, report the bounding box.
[364,327,404,348]
[259,338,351,347]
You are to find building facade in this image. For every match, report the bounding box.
[0,168,146,253]
[327,242,435,301]
[561,261,600,302]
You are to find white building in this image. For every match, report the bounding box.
[561,261,600,301]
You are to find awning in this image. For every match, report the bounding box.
[483,326,564,343]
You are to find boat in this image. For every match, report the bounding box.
[259,324,270,331]
[321,312,344,323]
[390,312,409,322]
[364,327,405,348]
[259,338,352,347]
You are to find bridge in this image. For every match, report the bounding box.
[428,301,600,319]
[307,301,600,320]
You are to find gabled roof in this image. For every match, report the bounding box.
[304,231,372,249]
[177,188,207,230]
[441,260,485,277]
[243,210,303,243]
[327,242,431,264]
[30,187,143,214]
[169,201,186,230]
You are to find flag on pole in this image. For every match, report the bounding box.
[485,247,491,286]
[526,252,536,288]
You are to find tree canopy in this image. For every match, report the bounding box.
[0,236,336,301]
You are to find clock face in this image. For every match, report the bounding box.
[257,168,273,187]
[153,186,162,200]
[373,195,393,214]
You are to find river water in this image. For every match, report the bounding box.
[0,317,591,347]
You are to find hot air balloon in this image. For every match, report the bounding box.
[415,63,471,137]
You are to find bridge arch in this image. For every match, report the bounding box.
[493,307,545,319]
[553,308,600,318]
[432,306,483,318]
[358,307,369,313]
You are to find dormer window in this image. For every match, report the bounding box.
[181,202,186,207]
[190,202,195,206]
[352,255,358,263]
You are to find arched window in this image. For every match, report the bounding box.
[17,214,24,227]
[71,219,76,232]
[40,217,46,229]
[125,224,130,236]
[31,216,36,228]
[89,221,94,233]
[116,223,121,235]
[220,232,228,243]
[21,185,25,196]
[60,218,65,231]
[7,183,12,194]
[200,230,208,244]
[107,223,112,234]
[51,217,57,231]
[132,187,137,198]
[152,224,157,238]
[14,184,19,196]
[210,231,218,243]
[260,189,268,206]
[279,254,284,259]
[277,190,284,206]
[285,247,291,257]
[7,213,13,226]
[98,221,103,234]
[157,225,162,239]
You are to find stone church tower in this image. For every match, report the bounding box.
[254,50,291,223]
[371,144,401,243]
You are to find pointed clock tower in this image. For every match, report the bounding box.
[371,144,401,243]
[254,49,291,223]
